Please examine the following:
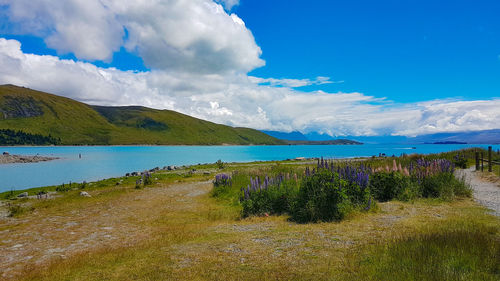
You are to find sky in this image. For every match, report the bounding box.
[0,0,499,137]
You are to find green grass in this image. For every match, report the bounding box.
[346,220,500,281]
[0,84,284,145]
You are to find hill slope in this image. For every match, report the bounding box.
[0,85,284,145]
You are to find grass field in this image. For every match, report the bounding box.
[0,159,499,280]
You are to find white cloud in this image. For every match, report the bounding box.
[1,37,499,137]
[249,76,342,88]
[0,0,264,73]
[0,0,124,62]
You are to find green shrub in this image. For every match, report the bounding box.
[56,183,72,192]
[290,170,351,223]
[3,190,16,200]
[453,153,468,169]
[79,181,87,189]
[421,173,472,200]
[8,203,34,217]
[216,159,225,169]
[345,180,371,206]
[241,183,297,217]
[370,172,413,202]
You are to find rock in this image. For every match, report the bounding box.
[203,172,210,175]
[79,191,91,197]
[3,152,9,155]
[17,192,28,198]
[125,173,130,177]
[167,166,174,171]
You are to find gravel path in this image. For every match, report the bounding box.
[458,168,500,216]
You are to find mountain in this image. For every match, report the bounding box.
[261,130,308,141]
[264,129,500,145]
[286,139,362,145]
[262,130,362,145]
[0,85,284,145]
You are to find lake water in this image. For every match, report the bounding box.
[1,144,498,192]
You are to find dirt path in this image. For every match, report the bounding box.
[0,181,212,280]
[458,168,500,216]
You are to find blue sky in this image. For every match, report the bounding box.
[239,0,500,102]
[0,0,499,136]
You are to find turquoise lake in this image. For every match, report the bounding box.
[1,144,498,192]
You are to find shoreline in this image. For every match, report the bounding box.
[0,153,59,165]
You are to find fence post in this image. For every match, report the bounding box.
[488,146,492,172]
[481,152,484,172]
[475,152,480,171]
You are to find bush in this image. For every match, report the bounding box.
[8,203,34,217]
[290,170,351,223]
[241,183,296,217]
[3,190,16,200]
[143,172,153,186]
[216,159,225,169]
[421,173,472,200]
[453,153,468,169]
[79,181,87,189]
[56,183,72,192]
[370,172,413,202]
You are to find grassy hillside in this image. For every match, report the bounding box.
[0,85,284,145]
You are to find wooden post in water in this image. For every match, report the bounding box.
[475,152,480,171]
[488,146,492,172]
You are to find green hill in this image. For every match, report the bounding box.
[0,85,284,145]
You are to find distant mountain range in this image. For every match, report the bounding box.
[0,85,283,145]
[263,129,500,144]
[3,84,496,146]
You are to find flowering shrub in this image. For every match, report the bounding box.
[240,174,297,217]
[212,173,233,197]
[214,173,232,187]
[212,154,472,223]
[453,153,468,169]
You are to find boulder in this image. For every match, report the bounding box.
[17,192,28,198]
[79,191,91,198]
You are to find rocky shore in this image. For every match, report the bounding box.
[0,152,59,164]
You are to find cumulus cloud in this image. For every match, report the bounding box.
[0,0,124,62]
[0,0,264,73]
[1,37,499,137]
